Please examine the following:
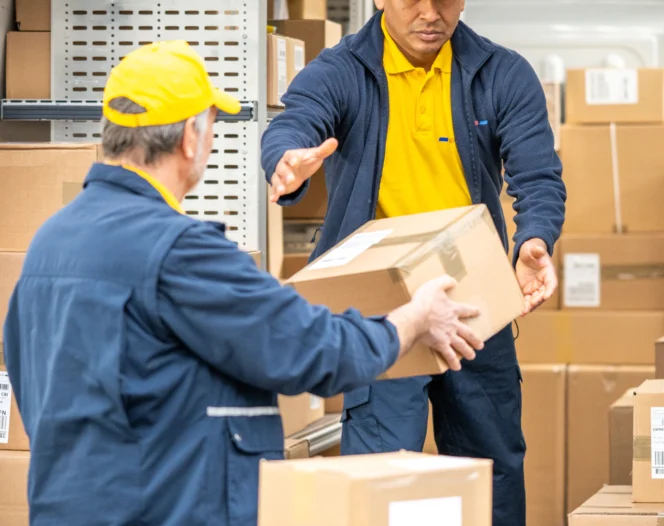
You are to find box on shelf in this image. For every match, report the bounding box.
[566,68,664,124]
[568,486,664,525]
[515,311,664,365]
[632,380,664,503]
[0,144,98,252]
[657,338,664,379]
[0,253,25,343]
[0,450,29,526]
[0,368,29,452]
[542,81,562,151]
[258,452,493,526]
[522,364,567,526]
[268,20,342,65]
[286,37,305,84]
[267,33,288,107]
[278,393,324,437]
[560,124,664,234]
[15,0,50,31]
[287,205,524,379]
[6,32,50,100]
[283,169,327,220]
[609,388,637,486]
[566,365,654,513]
[286,0,327,20]
[560,234,664,310]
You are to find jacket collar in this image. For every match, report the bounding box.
[349,10,494,77]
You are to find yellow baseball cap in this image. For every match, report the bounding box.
[103,40,242,127]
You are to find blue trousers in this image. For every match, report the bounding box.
[340,325,526,526]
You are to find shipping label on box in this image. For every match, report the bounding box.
[267,34,288,107]
[0,370,29,451]
[633,379,664,502]
[286,37,305,84]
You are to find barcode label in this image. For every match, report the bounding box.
[277,38,288,101]
[652,407,664,478]
[0,372,11,445]
[564,254,601,307]
[585,69,638,105]
[294,46,305,74]
[0,383,8,391]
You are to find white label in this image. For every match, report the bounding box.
[0,372,12,445]
[389,496,462,526]
[308,229,393,270]
[585,69,638,105]
[310,395,322,410]
[389,456,479,472]
[652,407,664,479]
[277,39,288,101]
[294,46,305,74]
[564,253,601,308]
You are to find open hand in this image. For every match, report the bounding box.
[516,238,558,316]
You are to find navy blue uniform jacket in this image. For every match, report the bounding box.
[2,163,400,525]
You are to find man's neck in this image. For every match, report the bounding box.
[107,156,187,202]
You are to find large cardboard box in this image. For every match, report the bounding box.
[516,311,664,365]
[286,0,327,20]
[566,365,654,513]
[566,68,664,124]
[560,124,664,234]
[269,20,342,65]
[278,393,324,437]
[6,32,50,100]
[568,486,664,525]
[0,368,29,452]
[632,380,664,503]
[610,388,637,486]
[15,0,51,31]
[522,364,567,526]
[287,205,524,379]
[0,450,29,526]
[0,253,25,343]
[0,144,97,251]
[267,33,288,107]
[258,452,493,526]
[657,337,664,379]
[286,37,305,84]
[283,169,327,220]
[560,234,664,310]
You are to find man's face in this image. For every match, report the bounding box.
[376,0,465,66]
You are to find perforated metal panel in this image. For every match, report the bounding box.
[50,0,267,253]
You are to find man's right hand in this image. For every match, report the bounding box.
[269,138,338,203]
[387,275,484,372]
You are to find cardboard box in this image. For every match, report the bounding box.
[325,394,343,414]
[0,368,29,452]
[542,81,562,151]
[568,486,664,525]
[258,451,493,526]
[522,364,567,526]
[245,250,262,268]
[15,0,51,31]
[560,124,664,234]
[0,144,97,251]
[286,0,327,20]
[6,32,50,100]
[632,380,664,502]
[0,450,29,526]
[286,37,305,84]
[657,337,664,379]
[287,205,524,379]
[610,388,637,486]
[0,253,25,343]
[267,186,284,279]
[283,169,327,220]
[278,393,324,437]
[269,20,342,65]
[566,68,664,124]
[516,311,664,365]
[566,365,654,513]
[267,33,288,107]
[560,234,664,310]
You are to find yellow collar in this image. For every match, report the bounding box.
[381,14,452,74]
[104,162,185,214]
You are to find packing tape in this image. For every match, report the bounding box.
[633,435,651,461]
[608,122,624,233]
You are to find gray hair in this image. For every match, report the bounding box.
[101,97,210,165]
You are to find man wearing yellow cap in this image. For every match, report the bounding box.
[2,41,484,525]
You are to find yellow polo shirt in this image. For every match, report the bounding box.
[376,15,471,219]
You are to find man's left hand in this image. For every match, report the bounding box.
[516,238,558,316]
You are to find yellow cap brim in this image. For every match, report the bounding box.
[213,88,242,115]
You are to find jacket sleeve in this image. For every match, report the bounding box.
[495,55,566,265]
[157,222,399,397]
[260,48,353,206]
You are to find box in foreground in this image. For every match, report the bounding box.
[287,205,524,379]
[610,388,637,486]
[0,450,29,526]
[633,380,664,503]
[258,452,492,526]
[569,486,664,525]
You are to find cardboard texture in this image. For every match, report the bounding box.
[560,234,664,310]
[0,144,97,251]
[633,380,664,503]
[610,388,637,486]
[278,393,325,437]
[269,20,342,65]
[568,486,664,525]
[566,365,654,513]
[515,311,664,365]
[656,338,664,379]
[0,367,29,452]
[560,124,664,234]
[6,32,50,100]
[286,0,327,19]
[0,253,25,343]
[566,68,664,124]
[283,169,327,220]
[15,0,51,31]
[258,451,493,526]
[0,451,29,526]
[325,394,343,414]
[286,37,305,84]
[522,364,567,526]
[267,33,288,107]
[287,205,524,379]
